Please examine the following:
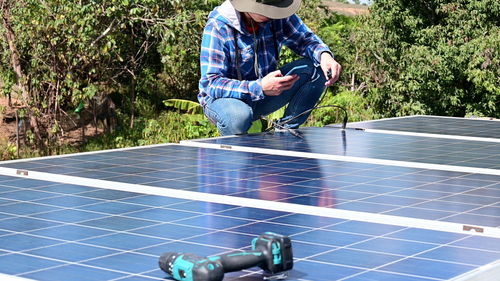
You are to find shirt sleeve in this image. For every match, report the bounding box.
[199,20,264,102]
[280,15,333,65]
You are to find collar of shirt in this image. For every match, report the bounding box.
[242,14,260,34]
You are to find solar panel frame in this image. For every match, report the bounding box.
[336,115,500,139]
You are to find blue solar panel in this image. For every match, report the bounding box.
[341,115,500,139]
[1,145,498,227]
[185,127,500,169]
[1,175,499,281]
[1,116,500,281]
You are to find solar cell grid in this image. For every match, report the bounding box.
[1,115,500,280]
[3,175,498,281]
[1,145,499,229]
[183,127,500,169]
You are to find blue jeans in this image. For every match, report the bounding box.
[204,58,327,136]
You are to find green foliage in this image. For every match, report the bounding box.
[140,112,218,144]
[164,99,203,114]
[157,4,214,101]
[82,111,218,150]
[342,0,500,118]
[0,69,14,97]
[0,0,220,156]
[279,0,342,66]
[306,89,377,127]
[0,138,18,160]
[1,0,499,159]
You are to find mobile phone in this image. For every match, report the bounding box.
[284,65,308,76]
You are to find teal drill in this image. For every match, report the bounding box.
[159,232,293,281]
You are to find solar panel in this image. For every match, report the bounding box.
[1,115,499,281]
[1,174,500,281]
[182,127,500,170]
[1,145,498,228]
[338,115,500,140]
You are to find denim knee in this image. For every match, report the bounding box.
[204,98,253,136]
[221,106,253,135]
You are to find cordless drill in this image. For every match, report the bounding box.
[159,232,293,281]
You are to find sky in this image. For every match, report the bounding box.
[348,0,373,5]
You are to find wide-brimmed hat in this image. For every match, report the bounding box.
[230,0,302,19]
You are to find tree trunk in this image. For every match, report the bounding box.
[129,74,136,129]
[1,2,24,96]
[351,50,359,92]
[128,24,137,129]
[1,0,44,148]
[15,109,19,158]
[351,73,356,92]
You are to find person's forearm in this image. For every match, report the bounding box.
[201,75,264,101]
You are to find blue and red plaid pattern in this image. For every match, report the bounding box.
[198,10,331,107]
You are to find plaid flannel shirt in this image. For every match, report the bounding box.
[198,5,332,107]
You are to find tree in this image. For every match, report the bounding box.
[1,0,44,146]
[346,0,499,117]
[0,0,221,152]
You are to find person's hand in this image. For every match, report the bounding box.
[261,70,300,96]
[320,52,341,87]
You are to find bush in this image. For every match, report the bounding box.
[346,0,500,118]
[306,88,377,127]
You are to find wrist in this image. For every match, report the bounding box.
[320,51,334,62]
